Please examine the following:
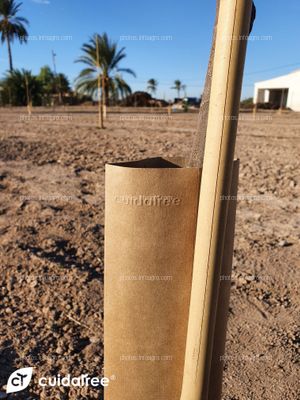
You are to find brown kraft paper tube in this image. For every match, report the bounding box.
[104,157,200,400]
[104,157,239,399]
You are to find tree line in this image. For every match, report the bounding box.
[0,0,187,109]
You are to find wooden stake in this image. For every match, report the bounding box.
[253,102,257,115]
[96,35,104,129]
[278,88,285,114]
[102,75,107,120]
[180,1,253,399]
[25,75,32,115]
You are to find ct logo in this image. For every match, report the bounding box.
[6,367,34,394]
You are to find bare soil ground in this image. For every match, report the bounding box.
[0,107,299,399]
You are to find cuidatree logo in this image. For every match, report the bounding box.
[6,368,110,394]
[115,195,181,207]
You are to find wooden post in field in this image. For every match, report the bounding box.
[25,75,32,115]
[96,35,104,129]
[102,75,107,119]
[278,88,285,114]
[253,102,257,115]
[180,1,253,399]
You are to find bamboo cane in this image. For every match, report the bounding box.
[25,75,32,116]
[96,35,104,129]
[180,1,253,399]
[102,75,107,119]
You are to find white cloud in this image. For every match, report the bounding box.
[32,0,51,5]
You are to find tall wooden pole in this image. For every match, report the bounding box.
[102,75,107,119]
[96,35,104,129]
[278,88,285,114]
[180,1,253,399]
[25,75,32,115]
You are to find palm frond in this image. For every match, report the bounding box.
[0,0,28,42]
[117,67,136,77]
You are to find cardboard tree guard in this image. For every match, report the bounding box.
[104,157,239,400]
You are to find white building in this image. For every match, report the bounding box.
[254,70,300,111]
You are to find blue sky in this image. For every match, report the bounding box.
[1,0,300,100]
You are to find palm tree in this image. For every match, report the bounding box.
[37,66,70,105]
[55,72,70,103]
[75,33,136,106]
[1,68,41,106]
[37,65,55,104]
[147,79,158,96]
[0,0,29,71]
[171,80,184,99]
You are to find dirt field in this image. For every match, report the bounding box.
[0,107,299,399]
